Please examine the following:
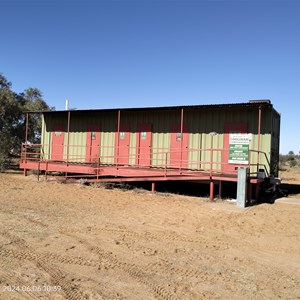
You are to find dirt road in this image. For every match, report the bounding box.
[0,173,299,299]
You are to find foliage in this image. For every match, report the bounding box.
[279,151,300,170]
[0,73,53,170]
[19,88,55,144]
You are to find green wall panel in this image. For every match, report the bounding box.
[41,105,279,175]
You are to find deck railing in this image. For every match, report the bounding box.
[21,143,270,177]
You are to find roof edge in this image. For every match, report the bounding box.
[25,100,275,114]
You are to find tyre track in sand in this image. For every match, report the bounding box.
[62,225,229,255]
[0,247,98,268]
[63,225,214,245]
[0,230,88,300]
[62,231,179,300]
[62,226,227,295]
[0,207,48,230]
[0,268,43,300]
[145,261,220,283]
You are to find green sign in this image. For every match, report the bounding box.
[229,134,250,164]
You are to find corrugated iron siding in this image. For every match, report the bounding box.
[185,107,272,173]
[41,105,278,175]
[121,110,179,166]
[40,114,48,160]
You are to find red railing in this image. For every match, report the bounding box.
[21,143,270,177]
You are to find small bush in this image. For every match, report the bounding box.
[289,159,297,168]
[279,152,299,169]
[0,154,10,171]
[77,178,88,185]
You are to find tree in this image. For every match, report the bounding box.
[19,88,54,144]
[0,74,11,89]
[0,74,22,168]
[0,73,53,170]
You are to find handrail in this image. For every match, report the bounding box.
[20,143,271,177]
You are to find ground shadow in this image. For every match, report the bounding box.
[128,181,237,199]
[257,182,300,205]
[280,183,300,196]
[126,181,300,205]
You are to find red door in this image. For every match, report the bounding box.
[136,124,152,167]
[86,124,100,163]
[115,124,130,165]
[223,123,248,173]
[170,124,189,169]
[51,124,64,161]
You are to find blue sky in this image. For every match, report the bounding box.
[1,0,299,154]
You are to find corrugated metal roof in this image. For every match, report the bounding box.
[27,100,274,114]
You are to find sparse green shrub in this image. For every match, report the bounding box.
[279,152,299,169]
[289,158,297,168]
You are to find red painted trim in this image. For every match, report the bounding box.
[180,108,184,171]
[115,124,130,165]
[66,111,71,164]
[116,110,121,165]
[25,113,29,143]
[86,124,101,163]
[24,113,29,164]
[51,124,65,161]
[136,124,152,167]
[21,160,258,184]
[170,123,189,169]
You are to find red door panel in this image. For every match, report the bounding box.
[170,124,189,169]
[51,124,64,161]
[115,124,130,165]
[223,123,248,173]
[136,124,152,167]
[86,124,100,163]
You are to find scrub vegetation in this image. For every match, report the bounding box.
[279,151,300,169]
[0,73,52,170]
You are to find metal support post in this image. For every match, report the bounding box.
[248,182,252,201]
[66,110,70,165]
[218,180,222,198]
[45,161,48,181]
[24,112,29,168]
[209,132,217,177]
[25,112,29,144]
[257,106,262,173]
[236,167,249,208]
[180,108,184,172]
[255,183,260,199]
[151,182,155,193]
[210,180,214,201]
[37,161,40,181]
[116,110,121,167]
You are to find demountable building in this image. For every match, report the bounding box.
[20,100,280,200]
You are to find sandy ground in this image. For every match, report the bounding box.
[280,167,300,184]
[0,172,300,300]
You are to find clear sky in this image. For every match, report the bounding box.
[1,0,299,154]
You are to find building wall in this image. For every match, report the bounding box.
[41,105,277,175]
[270,109,281,176]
